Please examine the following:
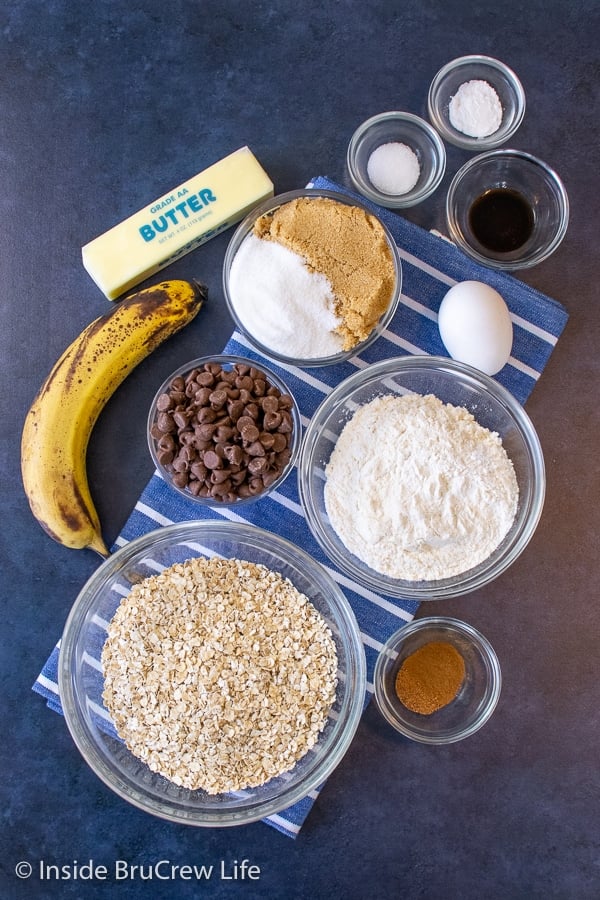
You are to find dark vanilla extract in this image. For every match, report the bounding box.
[469,188,534,253]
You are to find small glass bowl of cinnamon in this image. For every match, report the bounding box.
[373,617,501,744]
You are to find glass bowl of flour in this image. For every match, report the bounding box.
[222,188,402,367]
[298,355,545,601]
[428,55,525,151]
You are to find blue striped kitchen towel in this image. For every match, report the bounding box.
[33,175,569,839]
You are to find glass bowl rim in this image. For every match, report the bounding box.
[445,148,570,270]
[346,110,447,208]
[58,520,367,826]
[222,187,402,367]
[427,53,526,150]
[146,352,303,507]
[373,615,502,744]
[298,354,546,600]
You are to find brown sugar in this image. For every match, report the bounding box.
[395,641,466,715]
[254,197,396,351]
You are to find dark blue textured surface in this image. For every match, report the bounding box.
[3,1,599,897]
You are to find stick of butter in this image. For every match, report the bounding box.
[82,146,274,300]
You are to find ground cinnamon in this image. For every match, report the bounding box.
[395,641,466,715]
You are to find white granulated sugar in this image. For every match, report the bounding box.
[448,79,503,138]
[324,393,519,581]
[228,233,343,358]
[366,142,421,195]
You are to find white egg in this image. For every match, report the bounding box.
[438,281,513,376]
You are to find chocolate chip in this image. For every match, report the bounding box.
[178,430,196,445]
[240,423,260,444]
[203,450,221,470]
[210,468,231,485]
[261,395,279,414]
[271,433,288,452]
[235,374,254,391]
[156,393,173,411]
[215,424,234,442]
[262,470,280,488]
[196,422,216,441]
[224,444,244,466]
[156,411,175,433]
[263,411,282,431]
[173,410,189,429]
[253,379,267,397]
[157,434,175,452]
[227,399,246,421]
[194,386,212,405]
[209,389,228,409]
[259,431,275,450]
[243,402,260,420]
[236,415,255,433]
[277,411,293,433]
[180,445,197,463]
[248,456,268,475]
[197,407,217,424]
[246,440,265,457]
[152,360,295,502]
[210,478,232,497]
[190,461,208,481]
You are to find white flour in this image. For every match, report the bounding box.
[324,393,519,581]
[448,79,503,138]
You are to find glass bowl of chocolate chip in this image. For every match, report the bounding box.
[147,355,301,506]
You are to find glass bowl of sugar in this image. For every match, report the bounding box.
[428,55,526,151]
[222,188,402,368]
[346,111,446,208]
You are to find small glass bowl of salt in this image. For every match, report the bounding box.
[347,111,446,208]
[427,55,526,151]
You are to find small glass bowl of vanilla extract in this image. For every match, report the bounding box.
[446,149,569,270]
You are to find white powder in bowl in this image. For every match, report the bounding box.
[448,79,503,138]
[324,393,519,581]
[228,233,344,358]
[366,142,421,195]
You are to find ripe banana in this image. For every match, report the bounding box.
[21,279,207,556]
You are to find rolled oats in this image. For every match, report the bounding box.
[101,557,338,794]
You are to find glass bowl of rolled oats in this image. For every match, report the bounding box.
[59,521,366,826]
